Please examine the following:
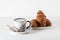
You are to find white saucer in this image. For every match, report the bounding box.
[8,26,32,35]
[9,30,26,35]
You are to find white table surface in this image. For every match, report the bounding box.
[0,17,60,40]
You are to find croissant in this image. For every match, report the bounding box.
[31,19,40,28]
[46,19,51,26]
[36,10,46,27]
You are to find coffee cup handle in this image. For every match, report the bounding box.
[26,21,31,29]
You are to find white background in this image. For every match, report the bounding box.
[0,0,60,40]
[0,0,59,17]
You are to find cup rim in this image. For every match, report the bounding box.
[14,18,26,22]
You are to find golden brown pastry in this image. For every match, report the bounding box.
[46,19,51,26]
[36,10,46,27]
[31,19,40,28]
[37,10,45,16]
[30,10,52,28]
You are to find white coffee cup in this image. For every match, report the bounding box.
[7,18,31,33]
